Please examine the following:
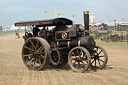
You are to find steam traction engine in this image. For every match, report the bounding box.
[15,11,108,73]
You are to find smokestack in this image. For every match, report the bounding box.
[83,11,89,31]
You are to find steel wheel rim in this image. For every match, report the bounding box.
[22,39,46,70]
[68,47,90,72]
[91,46,108,69]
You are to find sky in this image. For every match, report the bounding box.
[0,0,128,28]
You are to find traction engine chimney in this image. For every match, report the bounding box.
[83,11,89,36]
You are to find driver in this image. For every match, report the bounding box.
[33,25,40,36]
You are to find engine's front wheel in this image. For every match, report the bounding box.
[68,47,91,73]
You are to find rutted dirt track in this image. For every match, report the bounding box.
[0,33,128,85]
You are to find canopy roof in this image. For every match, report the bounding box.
[15,18,73,27]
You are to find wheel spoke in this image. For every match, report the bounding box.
[79,50,82,57]
[25,46,34,52]
[98,50,102,55]
[24,54,33,57]
[73,61,77,65]
[95,47,98,54]
[30,40,36,49]
[29,51,33,54]
[85,58,89,63]
[98,59,101,67]
[77,62,80,69]
[38,57,41,65]
[77,49,79,56]
[71,58,76,60]
[34,57,38,65]
[99,55,105,57]
[40,47,44,52]
[38,55,44,60]
[35,41,39,50]
[29,57,34,62]
[72,52,77,58]
[91,57,94,59]
[27,57,34,65]
[99,59,104,62]
[37,46,43,52]
[95,60,96,67]
[82,58,87,61]
[81,61,85,65]
[82,54,87,61]
[28,55,34,60]
[31,45,34,51]
[82,53,87,58]
[91,59,95,65]
[38,52,44,55]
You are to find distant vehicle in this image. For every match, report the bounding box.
[115,22,128,31]
[101,31,127,42]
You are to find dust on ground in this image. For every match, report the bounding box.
[0,32,128,85]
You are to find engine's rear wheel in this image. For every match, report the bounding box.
[91,46,108,69]
[22,37,50,70]
[68,47,91,73]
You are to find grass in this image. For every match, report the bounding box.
[0,32,15,36]
[95,39,128,47]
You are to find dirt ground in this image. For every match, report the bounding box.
[0,32,128,85]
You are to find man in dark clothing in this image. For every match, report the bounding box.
[33,25,40,36]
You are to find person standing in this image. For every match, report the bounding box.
[33,25,40,36]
